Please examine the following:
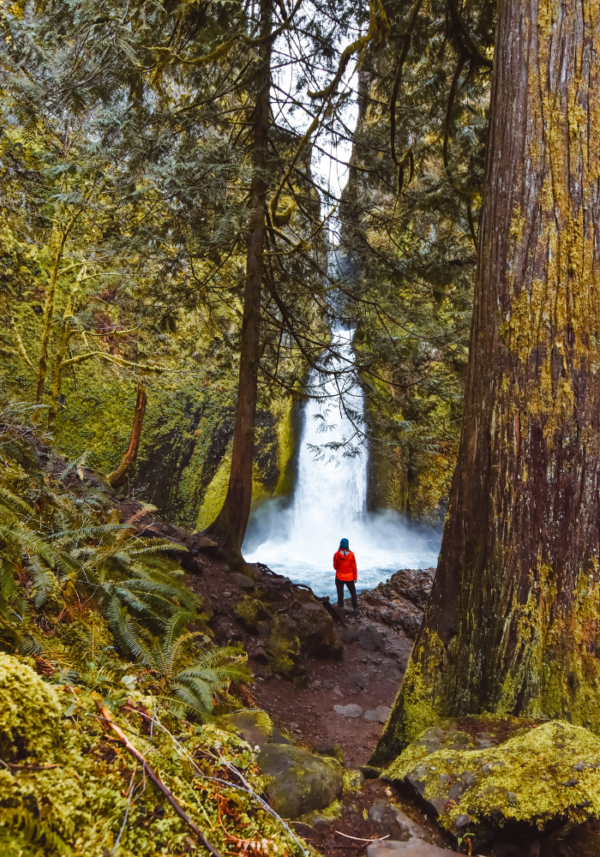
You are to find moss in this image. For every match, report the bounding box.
[233,596,271,632]
[0,654,306,856]
[196,444,233,530]
[387,720,600,834]
[343,769,364,792]
[299,798,343,824]
[0,654,62,761]
[266,616,304,679]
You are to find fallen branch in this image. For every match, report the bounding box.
[335,833,390,843]
[94,701,222,857]
[0,760,61,771]
[133,710,309,857]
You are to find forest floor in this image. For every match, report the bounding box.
[185,551,415,767]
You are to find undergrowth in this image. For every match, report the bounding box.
[0,400,306,855]
[0,399,249,718]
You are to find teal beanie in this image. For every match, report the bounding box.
[340,538,349,550]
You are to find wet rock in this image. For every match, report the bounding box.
[257,744,343,819]
[334,703,363,718]
[230,573,256,590]
[221,710,273,749]
[358,625,386,651]
[368,800,429,842]
[365,706,391,724]
[386,568,435,609]
[385,719,600,845]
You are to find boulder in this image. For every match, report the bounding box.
[365,706,391,724]
[386,568,435,609]
[368,800,430,842]
[361,595,423,639]
[291,601,343,658]
[230,573,256,590]
[221,710,273,749]
[257,744,343,819]
[384,718,600,848]
[234,595,270,632]
[266,615,305,680]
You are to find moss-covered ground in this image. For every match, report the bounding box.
[0,653,306,857]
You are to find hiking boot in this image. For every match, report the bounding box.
[354,608,362,619]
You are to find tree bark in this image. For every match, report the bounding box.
[374,0,600,761]
[203,0,273,553]
[108,385,147,488]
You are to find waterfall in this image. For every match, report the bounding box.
[291,326,367,541]
[243,328,440,597]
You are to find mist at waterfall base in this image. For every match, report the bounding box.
[243,329,441,599]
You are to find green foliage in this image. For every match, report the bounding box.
[0,653,300,857]
[0,401,248,719]
[0,0,493,530]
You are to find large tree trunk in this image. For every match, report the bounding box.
[203,0,273,553]
[374,0,600,762]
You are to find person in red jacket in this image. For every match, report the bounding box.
[333,538,361,618]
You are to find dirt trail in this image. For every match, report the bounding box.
[186,551,430,768]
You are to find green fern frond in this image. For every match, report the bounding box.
[27,553,55,608]
[0,484,33,517]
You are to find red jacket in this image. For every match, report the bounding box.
[334,549,357,582]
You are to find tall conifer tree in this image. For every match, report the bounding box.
[375,0,600,760]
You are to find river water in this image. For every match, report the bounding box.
[243,328,440,599]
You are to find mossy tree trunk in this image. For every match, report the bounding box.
[374,0,600,762]
[108,385,147,489]
[203,0,273,553]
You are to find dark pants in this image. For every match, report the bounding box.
[336,578,357,610]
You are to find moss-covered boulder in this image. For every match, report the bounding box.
[221,710,274,749]
[266,615,305,680]
[384,718,600,847]
[234,595,271,632]
[291,600,343,659]
[0,654,62,761]
[257,743,344,819]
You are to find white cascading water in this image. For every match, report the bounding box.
[243,327,441,598]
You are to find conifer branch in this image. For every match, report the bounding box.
[151,0,302,72]
[390,0,423,172]
[308,0,389,100]
[446,0,493,69]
